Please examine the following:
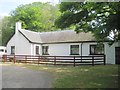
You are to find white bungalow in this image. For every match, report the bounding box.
[7,22,120,64]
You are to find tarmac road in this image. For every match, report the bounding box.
[2,65,53,88]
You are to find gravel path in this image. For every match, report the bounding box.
[2,65,53,88]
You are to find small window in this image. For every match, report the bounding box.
[0,49,4,52]
[5,50,7,53]
[11,46,15,54]
[70,45,79,55]
[35,46,39,55]
[90,44,104,55]
[42,46,49,55]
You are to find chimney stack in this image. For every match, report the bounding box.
[15,21,22,34]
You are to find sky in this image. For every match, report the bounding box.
[0,0,60,17]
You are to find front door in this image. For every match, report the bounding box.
[115,47,120,64]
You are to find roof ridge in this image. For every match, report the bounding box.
[39,30,75,34]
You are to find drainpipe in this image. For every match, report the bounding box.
[81,42,83,62]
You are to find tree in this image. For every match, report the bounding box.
[55,2,120,43]
[1,2,61,46]
[11,2,60,32]
[0,17,2,45]
[1,16,14,46]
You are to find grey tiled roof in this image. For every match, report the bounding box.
[19,29,95,44]
[19,29,42,43]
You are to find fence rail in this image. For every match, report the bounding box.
[2,55,106,66]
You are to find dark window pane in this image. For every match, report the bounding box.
[11,46,15,54]
[0,49,4,52]
[42,46,49,55]
[70,45,79,55]
[36,46,39,55]
[90,44,104,55]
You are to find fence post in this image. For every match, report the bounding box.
[54,56,56,65]
[92,56,94,66]
[25,56,27,63]
[74,56,75,67]
[81,56,82,62]
[3,55,6,63]
[104,55,106,65]
[14,55,16,64]
[38,56,40,65]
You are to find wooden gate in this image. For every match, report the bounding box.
[115,47,120,64]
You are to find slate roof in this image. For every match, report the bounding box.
[19,29,42,43]
[19,29,95,44]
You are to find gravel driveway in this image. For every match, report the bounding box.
[2,65,53,88]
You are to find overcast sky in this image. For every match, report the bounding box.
[0,0,59,17]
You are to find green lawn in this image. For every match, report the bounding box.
[15,64,119,88]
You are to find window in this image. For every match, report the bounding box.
[90,44,104,55]
[5,50,7,53]
[35,46,39,55]
[42,46,49,55]
[11,46,15,54]
[70,45,79,55]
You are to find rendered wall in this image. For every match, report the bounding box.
[7,32,32,55]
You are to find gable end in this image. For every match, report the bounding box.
[18,30,32,43]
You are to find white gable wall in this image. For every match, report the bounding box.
[16,31,32,55]
[105,42,119,64]
[7,31,32,55]
[7,35,15,55]
[104,43,115,64]
[7,22,32,55]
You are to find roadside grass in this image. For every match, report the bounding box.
[13,63,119,88]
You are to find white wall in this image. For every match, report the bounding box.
[7,35,15,55]
[104,42,119,64]
[7,32,32,55]
[42,43,69,56]
[43,42,119,64]
[45,43,72,56]
[42,42,98,56]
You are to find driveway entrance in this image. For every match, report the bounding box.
[2,65,53,88]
